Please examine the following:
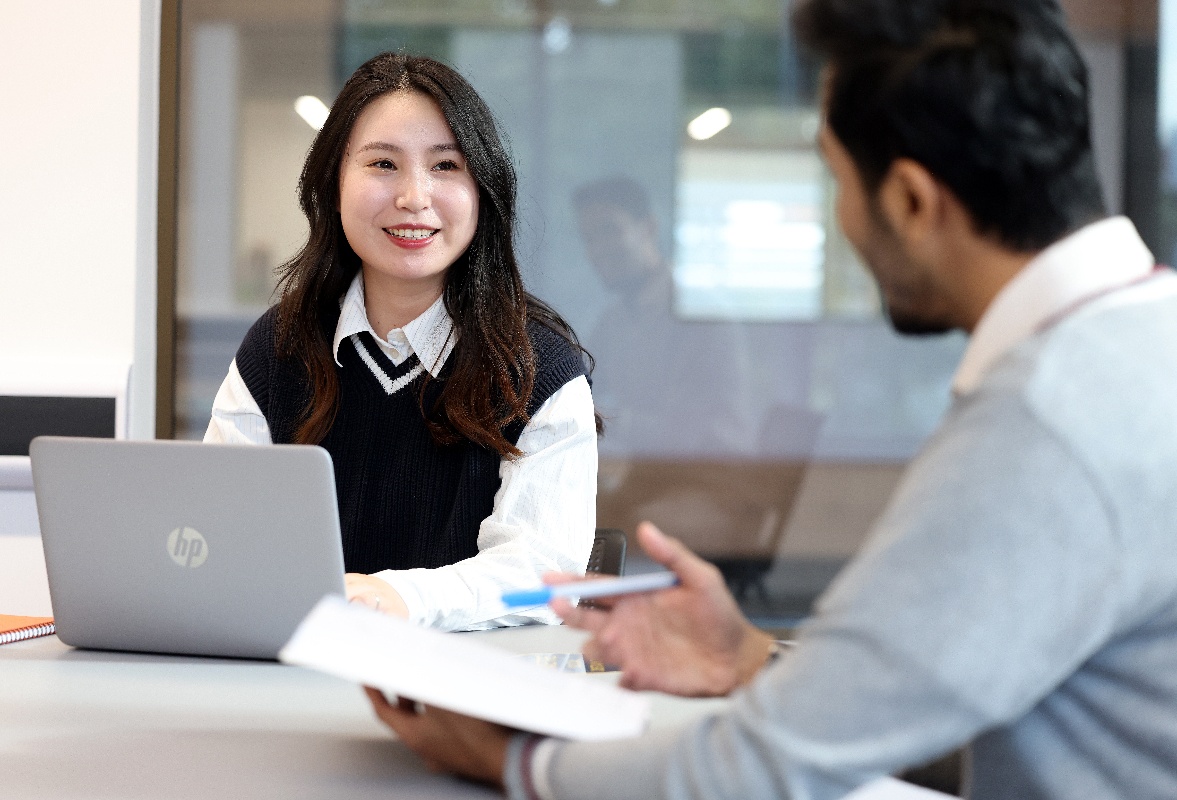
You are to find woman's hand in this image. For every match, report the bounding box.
[364,687,512,787]
[345,573,410,619]
[553,522,774,697]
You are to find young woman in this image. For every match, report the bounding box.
[204,53,598,631]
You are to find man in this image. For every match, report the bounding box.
[570,175,760,459]
[570,176,782,582]
[365,1,1177,797]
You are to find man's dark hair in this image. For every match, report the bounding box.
[793,0,1106,251]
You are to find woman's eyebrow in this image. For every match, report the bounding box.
[355,141,461,154]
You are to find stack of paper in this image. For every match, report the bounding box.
[279,595,650,741]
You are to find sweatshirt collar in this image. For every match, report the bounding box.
[952,217,1154,397]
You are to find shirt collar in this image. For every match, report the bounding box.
[952,216,1154,397]
[332,272,457,377]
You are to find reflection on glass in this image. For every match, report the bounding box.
[675,148,827,321]
[174,0,975,622]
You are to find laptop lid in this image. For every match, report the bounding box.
[30,437,346,660]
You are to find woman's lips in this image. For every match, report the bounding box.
[384,226,439,249]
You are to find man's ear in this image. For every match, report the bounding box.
[876,158,944,248]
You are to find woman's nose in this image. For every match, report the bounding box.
[395,169,430,213]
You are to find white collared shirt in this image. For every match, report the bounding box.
[332,272,458,374]
[953,216,1160,396]
[205,273,597,631]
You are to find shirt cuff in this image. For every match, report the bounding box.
[530,737,562,800]
[503,733,561,800]
[372,569,428,627]
[373,564,565,631]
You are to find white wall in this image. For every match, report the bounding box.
[0,0,160,438]
[0,0,160,545]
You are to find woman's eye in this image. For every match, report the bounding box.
[434,159,460,171]
[369,159,395,170]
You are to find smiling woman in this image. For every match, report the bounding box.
[202,53,600,632]
[338,91,480,332]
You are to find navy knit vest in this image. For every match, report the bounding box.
[234,306,585,575]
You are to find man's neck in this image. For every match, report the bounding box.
[950,239,1039,334]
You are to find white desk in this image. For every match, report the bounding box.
[0,534,51,616]
[0,626,730,799]
[0,529,949,799]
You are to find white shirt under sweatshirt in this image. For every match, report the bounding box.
[205,273,598,631]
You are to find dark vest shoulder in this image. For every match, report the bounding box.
[234,305,281,415]
[234,305,334,444]
[524,318,586,412]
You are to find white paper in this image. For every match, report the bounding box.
[279,595,651,741]
[844,777,958,800]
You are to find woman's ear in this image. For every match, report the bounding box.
[876,158,944,251]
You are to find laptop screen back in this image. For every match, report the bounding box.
[31,437,346,659]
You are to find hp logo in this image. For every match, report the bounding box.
[167,527,209,568]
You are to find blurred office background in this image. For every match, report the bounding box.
[170,0,1162,623]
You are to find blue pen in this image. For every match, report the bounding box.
[501,571,680,608]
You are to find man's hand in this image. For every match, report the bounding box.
[364,687,512,787]
[346,574,410,619]
[554,522,774,697]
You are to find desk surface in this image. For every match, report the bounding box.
[0,544,943,799]
[0,626,728,799]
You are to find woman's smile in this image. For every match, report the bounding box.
[338,90,480,306]
[384,224,441,248]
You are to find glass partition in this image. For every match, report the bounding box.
[174,0,1142,623]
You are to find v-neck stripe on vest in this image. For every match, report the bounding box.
[351,333,425,397]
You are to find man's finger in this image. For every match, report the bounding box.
[364,686,392,710]
[550,597,575,618]
[636,521,719,589]
[553,598,611,632]
[365,687,419,733]
[581,635,609,666]
[542,571,585,586]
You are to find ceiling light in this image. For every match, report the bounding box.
[295,95,330,131]
[543,16,572,54]
[687,108,732,141]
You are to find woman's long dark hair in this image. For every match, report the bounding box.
[274,52,596,456]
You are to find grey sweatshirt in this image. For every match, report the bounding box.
[533,274,1177,799]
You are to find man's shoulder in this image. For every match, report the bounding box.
[961,286,1177,492]
[1015,286,1177,405]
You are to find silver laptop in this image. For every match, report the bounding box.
[30,437,346,660]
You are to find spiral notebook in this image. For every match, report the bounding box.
[0,614,55,645]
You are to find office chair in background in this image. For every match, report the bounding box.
[587,528,627,577]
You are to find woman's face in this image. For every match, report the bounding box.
[338,90,479,305]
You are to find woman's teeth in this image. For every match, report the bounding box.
[385,228,436,240]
